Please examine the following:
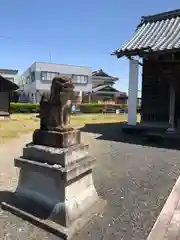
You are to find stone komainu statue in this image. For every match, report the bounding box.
[40,76,74,132]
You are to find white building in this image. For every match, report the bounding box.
[20,62,92,103]
[0,69,20,85]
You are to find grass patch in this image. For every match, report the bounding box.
[0,113,140,144]
[0,114,39,144]
[71,113,128,127]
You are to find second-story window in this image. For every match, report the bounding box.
[41,71,60,81]
[72,75,88,84]
[31,71,35,82]
[26,76,30,84]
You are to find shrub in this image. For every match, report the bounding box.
[121,104,128,109]
[78,103,105,113]
[10,103,40,113]
[78,103,122,113]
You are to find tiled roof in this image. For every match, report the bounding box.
[114,9,180,58]
[92,84,123,93]
[0,75,19,91]
[92,69,118,79]
[0,69,18,75]
[93,84,111,92]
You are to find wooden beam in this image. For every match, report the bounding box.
[127,56,143,66]
[159,60,180,63]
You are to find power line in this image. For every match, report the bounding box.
[0,33,113,55]
[0,33,51,47]
[0,33,53,61]
[0,33,139,63]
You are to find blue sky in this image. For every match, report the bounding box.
[0,0,180,93]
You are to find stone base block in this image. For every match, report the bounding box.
[23,143,89,167]
[14,157,99,227]
[15,155,96,182]
[0,115,10,120]
[33,129,81,148]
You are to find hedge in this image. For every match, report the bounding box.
[10,103,107,114]
[78,103,127,113]
[78,104,105,113]
[10,102,139,114]
[10,103,40,113]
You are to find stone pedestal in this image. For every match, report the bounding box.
[33,129,81,148]
[2,129,106,239]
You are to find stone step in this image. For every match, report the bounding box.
[23,143,89,167]
[15,155,96,182]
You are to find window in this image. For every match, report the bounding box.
[72,75,88,84]
[31,71,35,82]
[26,76,30,84]
[41,71,60,81]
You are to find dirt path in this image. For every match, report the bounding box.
[0,133,32,192]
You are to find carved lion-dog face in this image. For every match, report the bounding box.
[51,76,74,94]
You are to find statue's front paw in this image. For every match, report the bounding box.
[66,126,74,131]
[62,125,74,132]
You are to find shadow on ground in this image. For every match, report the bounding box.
[0,190,53,218]
[0,190,65,239]
[0,191,12,204]
[80,122,180,151]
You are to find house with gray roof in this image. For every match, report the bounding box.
[88,69,127,103]
[0,75,19,117]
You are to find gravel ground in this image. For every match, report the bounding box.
[1,125,180,240]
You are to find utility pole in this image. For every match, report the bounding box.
[49,52,51,63]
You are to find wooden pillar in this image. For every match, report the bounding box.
[167,82,175,132]
[128,59,139,125]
